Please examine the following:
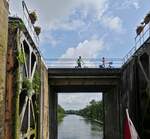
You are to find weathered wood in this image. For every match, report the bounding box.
[49,87,57,139]
[121,39,150,139]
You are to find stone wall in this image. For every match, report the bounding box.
[0,0,8,138]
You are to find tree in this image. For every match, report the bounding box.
[78,100,103,122]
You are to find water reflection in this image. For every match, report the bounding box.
[58,114,103,139]
[82,118,103,132]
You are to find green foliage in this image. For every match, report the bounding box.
[57,104,65,123]
[11,21,25,31]
[13,68,20,139]
[78,100,104,123]
[22,70,40,95]
[65,110,78,114]
[17,50,25,64]
[22,78,32,92]
[29,11,37,24]
[34,26,41,36]
[58,104,65,113]
[33,71,40,93]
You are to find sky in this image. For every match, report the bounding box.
[58,93,102,110]
[10,0,150,110]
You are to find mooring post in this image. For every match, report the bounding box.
[49,87,58,139]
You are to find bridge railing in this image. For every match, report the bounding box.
[45,58,123,68]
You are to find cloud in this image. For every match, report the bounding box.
[61,37,104,59]
[115,0,140,10]
[40,31,61,47]
[132,2,140,9]
[32,0,108,23]
[58,93,102,110]
[9,0,108,29]
[101,15,123,32]
[49,19,86,31]
[56,37,105,68]
[10,0,124,35]
[38,0,108,31]
[124,0,140,9]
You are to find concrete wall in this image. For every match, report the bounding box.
[5,26,17,139]
[5,18,49,139]
[121,42,150,138]
[40,62,49,139]
[0,0,8,138]
[103,86,121,139]
[121,58,142,138]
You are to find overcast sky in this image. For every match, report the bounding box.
[58,93,102,110]
[10,0,150,109]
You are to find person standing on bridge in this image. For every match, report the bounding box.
[102,57,105,68]
[76,56,84,68]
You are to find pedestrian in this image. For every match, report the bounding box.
[76,56,83,68]
[102,57,105,68]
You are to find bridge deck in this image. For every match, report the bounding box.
[48,68,121,92]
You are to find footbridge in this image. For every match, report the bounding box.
[48,65,122,139]
[48,68,121,92]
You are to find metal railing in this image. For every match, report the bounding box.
[21,1,48,68]
[22,1,39,47]
[123,22,150,64]
[135,23,150,49]
[45,58,123,68]
[123,46,136,64]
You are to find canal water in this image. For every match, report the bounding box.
[58,115,103,139]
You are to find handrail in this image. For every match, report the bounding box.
[123,47,136,64]
[135,23,150,48]
[45,58,123,68]
[21,1,48,69]
[123,22,150,64]
[22,1,39,46]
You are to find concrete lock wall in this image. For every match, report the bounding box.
[103,86,121,139]
[0,0,8,138]
[103,53,142,139]
[5,18,49,139]
[121,57,143,138]
[121,42,150,138]
[5,21,17,139]
[121,58,140,135]
[40,62,49,139]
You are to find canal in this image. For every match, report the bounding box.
[58,115,103,139]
